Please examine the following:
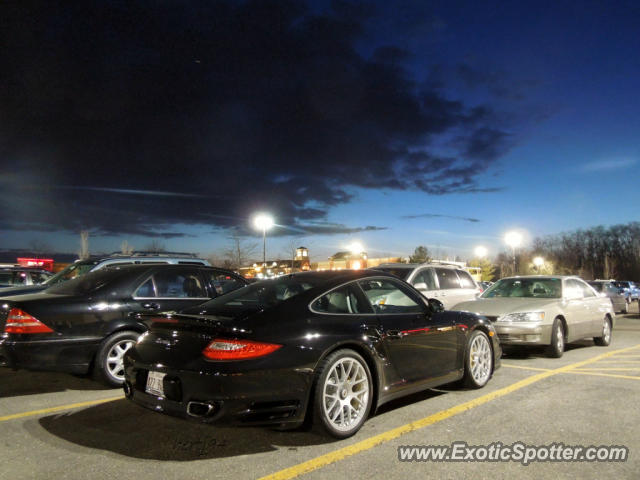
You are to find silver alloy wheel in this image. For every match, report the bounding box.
[602,318,611,343]
[322,357,369,433]
[469,334,492,385]
[106,339,134,381]
[555,324,564,352]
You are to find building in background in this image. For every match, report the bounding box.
[238,246,311,278]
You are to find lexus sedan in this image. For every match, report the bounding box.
[123,270,501,438]
[0,264,247,386]
[454,276,614,358]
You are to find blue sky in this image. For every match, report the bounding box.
[1,0,638,262]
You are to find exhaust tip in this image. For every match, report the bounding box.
[123,381,133,398]
[187,401,216,418]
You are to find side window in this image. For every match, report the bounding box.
[435,268,461,290]
[153,271,206,298]
[577,280,596,298]
[564,279,584,299]
[311,284,363,314]
[358,279,423,314]
[457,270,476,289]
[412,269,437,290]
[134,278,156,297]
[205,271,246,296]
[30,272,50,284]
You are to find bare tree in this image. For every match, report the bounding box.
[78,230,90,259]
[120,240,134,255]
[224,234,258,269]
[281,237,306,272]
[144,240,166,253]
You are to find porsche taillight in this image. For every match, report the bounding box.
[202,339,281,360]
[4,308,54,334]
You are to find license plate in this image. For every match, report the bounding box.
[145,371,166,396]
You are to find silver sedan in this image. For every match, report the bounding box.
[453,275,614,358]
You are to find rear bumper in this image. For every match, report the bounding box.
[0,335,101,374]
[123,356,314,427]
[493,322,552,346]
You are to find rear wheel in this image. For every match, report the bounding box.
[546,319,565,358]
[312,349,372,438]
[463,330,493,388]
[93,331,139,387]
[594,317,612,346]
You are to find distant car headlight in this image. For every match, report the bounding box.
[498,312,545,322]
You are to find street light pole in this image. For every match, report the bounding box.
[253,213,274,270]
[262,227,266,266]
[504,231,523,276]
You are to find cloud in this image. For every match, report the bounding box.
[0,0,518,238]
[581,158,637,172]
[402,213,480,223]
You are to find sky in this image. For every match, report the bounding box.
[1,0,639,262]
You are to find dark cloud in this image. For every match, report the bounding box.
[1,0,515,238]
[401,213,480,223]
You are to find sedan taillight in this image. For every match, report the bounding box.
[5,308,54,334]
[202,338,281,360]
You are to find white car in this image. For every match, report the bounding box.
[453,275,614,358]
[370,263,481,310]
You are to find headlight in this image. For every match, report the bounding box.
[498,312,545,322]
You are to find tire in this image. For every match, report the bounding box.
[621,302,628,314]
[93,330,139,387]
[546,319,565,358]
[463,330,493,388]
[594,317,612,347]
[312,349,373,439]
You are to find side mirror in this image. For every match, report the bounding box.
[413,282,427,290]
[428,298,445,313]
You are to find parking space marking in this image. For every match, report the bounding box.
[501,364,552,372]
[0,396,122,423]
[565,371,640,381]
[259,344,640,480]
[574,367,640,371]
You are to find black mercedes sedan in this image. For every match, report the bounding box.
[124,270,501,438]
[0,264,247,386]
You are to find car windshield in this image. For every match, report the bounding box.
[481,278,562,299]
[44,261,98,285]
[43,268,128,295]
[370,267,411,281]
[186,275,320,316]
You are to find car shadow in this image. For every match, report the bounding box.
[374,387,446,414]
[35,399,334,460]
[501,339,596,360]
[0,369,114,398]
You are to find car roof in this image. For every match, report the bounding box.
[499,275,579,280]
[372,263,461,270]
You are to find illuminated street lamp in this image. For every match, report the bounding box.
[533,256,544,273]
[253,213,274,267]
[474,245,488,258]
[504,231,523,274]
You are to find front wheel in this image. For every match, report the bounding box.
[93,330,139,387]
[312,349,373,438]
[546,319,565,358]
[594,317,612,346]
[463,330,493,388]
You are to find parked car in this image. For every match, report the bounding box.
[123,270,500,438]
[453,276,614,358]
[588,280,629,314]
[0,267,53,289]
[0,264,247,386]
[612,281,640,301]
[370,263,481,310]
[0,251,211,297]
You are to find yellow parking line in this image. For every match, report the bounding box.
[501,364,552,372]
[565,371,640,381]
[0,396,122,423]
[574,367,640,371]
[258,344,640,480]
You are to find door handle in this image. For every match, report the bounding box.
[142,302,161,310]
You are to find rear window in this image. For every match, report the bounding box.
[44,268,130,295]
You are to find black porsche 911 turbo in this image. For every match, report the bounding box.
[0,264,247,386]
[124,270,501,438]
